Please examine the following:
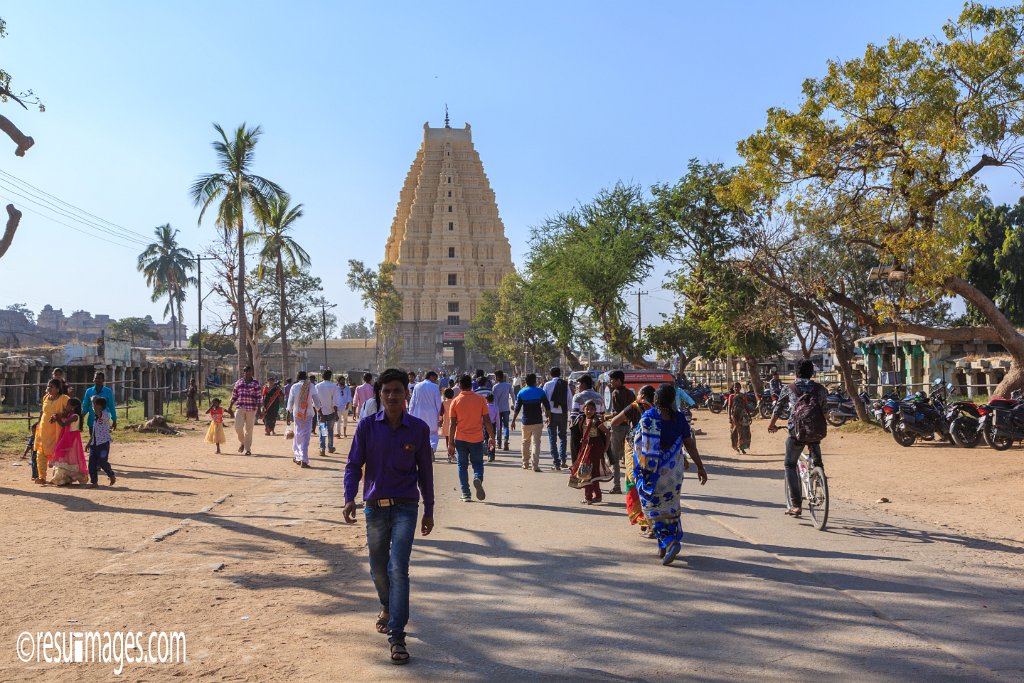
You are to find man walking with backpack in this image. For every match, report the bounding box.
[543,367,571,469]
[767,360,828,517]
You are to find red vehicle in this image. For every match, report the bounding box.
[600,370,676,406]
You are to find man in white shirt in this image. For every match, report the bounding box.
[336,377,353,438]
[408,370,445,453]
[316,369,343,455]
[543,367,572,469]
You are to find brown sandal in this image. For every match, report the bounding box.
[375,610,389,634]
[390,641,409,665]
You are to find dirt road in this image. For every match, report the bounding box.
[0,412,1021,681]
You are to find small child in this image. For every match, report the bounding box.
[486,393,499,462]
[205,398,227,453]
[23,420,39,480]
[88,396,117,487]
[441,388,455,463]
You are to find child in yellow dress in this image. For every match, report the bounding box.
[205,398,227,453]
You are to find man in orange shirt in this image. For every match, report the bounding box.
[447,374,496,502]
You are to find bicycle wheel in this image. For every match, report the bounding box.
[806,467,829,531]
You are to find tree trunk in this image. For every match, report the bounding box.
[677,351,689,374]
[236,215,251,371]
[944,276,1024,397]
[0,204,22,260]
[0,114,34,156]
[167,291,177,348]
[830,332,870,421]
[277,255,290,381]
[745,355,764,394]
[562,346,583,371]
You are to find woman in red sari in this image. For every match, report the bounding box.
[568,400,613,504]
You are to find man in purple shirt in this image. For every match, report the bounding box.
[343,368,434,666]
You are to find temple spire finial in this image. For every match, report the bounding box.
[444,104,450,128]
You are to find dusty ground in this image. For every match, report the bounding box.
[0,411,1020,680]
[711,413,1024,545]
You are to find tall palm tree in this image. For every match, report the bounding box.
[190,123,283,369]
[246,194,310,381]
[137,224,195,347]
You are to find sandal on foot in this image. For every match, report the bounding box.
[375,611,389,634]
[785,507,802,517]
[390,641,410,665]
[662,541,682,566]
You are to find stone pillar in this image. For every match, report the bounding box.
[28,367,41,404]
[986,370,1001,396]
[14,370,25,406]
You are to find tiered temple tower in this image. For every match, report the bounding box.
[384,119,514,370]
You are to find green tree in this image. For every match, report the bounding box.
[109,317,158,343]
[249,267,336,359]
[188,331,236,357]
[727,2,1024,395]
[191,123,283,369]
[339,317,374,339]
[346,260,403,369]
[964,199,1024,327]
[4,302,33,324]
[646,312,712,374]
[527,182,655,367]
[246,194,309,380]
[137,224,195,347]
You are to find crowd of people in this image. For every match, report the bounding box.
[22,358,831,667]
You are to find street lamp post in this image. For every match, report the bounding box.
[319,302,337,372]
[868,264,908,393]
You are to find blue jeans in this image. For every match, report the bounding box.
[365,501,419,644]
[547,413,568,466]
[88,440,114,483]
[499,411,510,445]
[318,413,337,451]
[454,439,485,497]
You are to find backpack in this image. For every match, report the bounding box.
[551,378,568,412]
[790,381,827,443]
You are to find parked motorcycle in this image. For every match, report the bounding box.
[891,380,952,447]
[978,389,1024,451]
[758,390,783,419]
[825,387,871,427]
[689,385,711,409]
[946,399,982,448]
[705,392,726,414]
[869,391,899,431]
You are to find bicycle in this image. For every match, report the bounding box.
[784,445,829,531]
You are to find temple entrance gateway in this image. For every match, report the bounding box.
[382,118,514,370]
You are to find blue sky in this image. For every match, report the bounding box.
[1,0,1019,336]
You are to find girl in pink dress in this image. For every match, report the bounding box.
[49,398,89,486]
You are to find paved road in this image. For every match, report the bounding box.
[321,412,1024,681]
[7,411,1020,682]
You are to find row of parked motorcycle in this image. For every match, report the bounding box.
[688,379,1024,451]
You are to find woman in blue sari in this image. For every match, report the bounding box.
[633,384,708,565]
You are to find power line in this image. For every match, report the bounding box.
[0,169,152,244]
[0,176,151,247]
[0,192,141,251]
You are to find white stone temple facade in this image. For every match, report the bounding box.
[383,120,514,370]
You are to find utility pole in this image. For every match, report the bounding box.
[195,255,216,406]
[631,290,649,344]
[320,302,337,371]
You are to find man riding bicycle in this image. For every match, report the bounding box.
[767,360,828,517]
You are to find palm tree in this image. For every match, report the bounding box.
[190,123,283,369]
[137,224,195,347]
[246,194,310,381]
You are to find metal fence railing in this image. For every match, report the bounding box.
[0,378,198,432]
